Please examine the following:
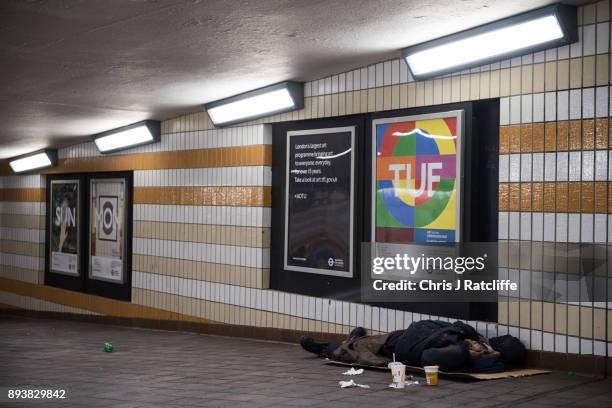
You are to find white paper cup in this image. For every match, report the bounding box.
[388,362,406,388]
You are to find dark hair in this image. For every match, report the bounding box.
[489,335,525,368]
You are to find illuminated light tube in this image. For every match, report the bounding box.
[9,149,57,173]
[402,3,577,80]
[93,120,161,154]
[204,81,304,127]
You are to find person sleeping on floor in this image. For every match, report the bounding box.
[300,319,525,373]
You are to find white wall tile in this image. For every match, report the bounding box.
[569,89,582,119]
[520,213,531,240]
[544,92,557,121]
[557,90,569,121]
[518,155,532,183]
[500,97,510,125]
[556,152,568,181]
[498,212,509,240]
[532,153,544,181]
[596,22,610,54]
[532,213,543,241]
[581,214,594,243]
[509,154,521,182]
[582,88,595,118]
[595,86,609,117]
[499,155,509,182]
[510,95,521,124]
[521,94,532,123]
[533,93,544,122]
[556,213,568,242]
[594,214,607,243]
[509,212,520,240]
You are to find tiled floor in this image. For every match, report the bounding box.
[1,316,611,408]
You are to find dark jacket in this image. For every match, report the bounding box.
[392,320,471,371]
[331,333,391,367]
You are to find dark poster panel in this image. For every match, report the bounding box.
[85,172,133,301]
[89,179,127,283]
[284,127,355,277]
[45,172,132,301]
[271,101,498,322]
[49,180,80,275]
[45,175,86,292]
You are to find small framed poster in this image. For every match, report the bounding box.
[89,178,127,283]
[284,126,355,277]
[372,110,463,244]
[49,180,80,276]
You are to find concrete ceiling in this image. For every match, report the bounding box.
[0,0,590,159]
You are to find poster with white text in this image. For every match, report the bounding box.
[50,180,79,275]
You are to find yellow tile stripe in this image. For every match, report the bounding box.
[0,145,271,176]
[0,188,45,202]
[0,241,44,257]
[134,186,271,207]
[499,182,610,213]
[500,120,611,154]
[0,215,44,229]
[0,186,271,207]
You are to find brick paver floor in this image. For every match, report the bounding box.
[1,316,611,407]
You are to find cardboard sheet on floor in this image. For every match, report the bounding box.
[323,359,550,380]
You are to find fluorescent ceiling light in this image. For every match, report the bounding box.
[93,120,160,154]
[402,4,577,80]
[204,81,304,127]
[9,149,57,173]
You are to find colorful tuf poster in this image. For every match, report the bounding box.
[50,180,79,275]
[89,178,126,283]
[372,111,462,243]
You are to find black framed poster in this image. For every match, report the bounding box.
[89,177,127,283]
[284,126,355,277]
[49,179,80,276]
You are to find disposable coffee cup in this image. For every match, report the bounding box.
[424,365,439,385]
[388,362,406,388]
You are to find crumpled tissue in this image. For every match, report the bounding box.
[339,379,370,389]
[342,368,364,376]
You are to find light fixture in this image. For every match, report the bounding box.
[204,81,304,127]
[402,3,577,80]
[93,120,160,154]
[9,149,57,173]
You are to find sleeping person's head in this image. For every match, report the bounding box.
[465,339,500,360]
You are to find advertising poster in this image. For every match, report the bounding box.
[372,111,462,244]
[284,127,355,277]
[50,180,79,275]
[89,178,126,283]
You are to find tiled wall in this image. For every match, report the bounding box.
[1,1,611,359]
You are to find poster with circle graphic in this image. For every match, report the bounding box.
[89,178,126,283]
[372,111,462,244]
[50,180,79,275]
